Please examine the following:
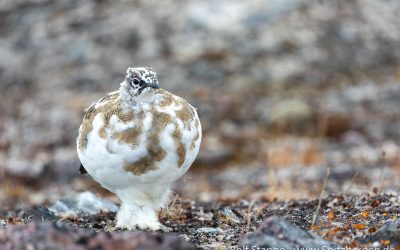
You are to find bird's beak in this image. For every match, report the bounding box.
[147,82,160,89]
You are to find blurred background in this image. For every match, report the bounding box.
[1,0,400,208]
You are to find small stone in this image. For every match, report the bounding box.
[22,206,58,223]
[372,241,380,247]
[179,234,191,242]
[363,218,400,245]
[214,207,242,225]
[0,219,6,228]
[197,227,223,234]
[49,191,118,216]
[239,216,339,248]
[226,234,236,241]
[239,200,250,206]
[267,99,312,127]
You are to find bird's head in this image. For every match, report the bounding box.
[120,67,160,102]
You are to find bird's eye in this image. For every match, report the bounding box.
[131,78,140,85]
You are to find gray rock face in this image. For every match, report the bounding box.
[49,192,118,216]
[364,218,400,246]
[239,216,338,249]
[0,222,195,250]
[22,206,58,223]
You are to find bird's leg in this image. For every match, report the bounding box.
[115,201,162,230]
[114,186,164,231]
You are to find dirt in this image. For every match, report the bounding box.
[1,193,399,249]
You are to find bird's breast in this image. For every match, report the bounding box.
[77,89,201,180]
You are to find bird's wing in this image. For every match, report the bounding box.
[79,163,88,175]
[83,101,97,119]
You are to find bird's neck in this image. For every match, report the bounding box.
[119,86,158,107]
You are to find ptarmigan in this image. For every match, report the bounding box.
[76,67,201,230]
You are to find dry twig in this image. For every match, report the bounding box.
[311,167,330,228]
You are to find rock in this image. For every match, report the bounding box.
[196,227,223,234]
[266,99,313,131]
[49,192,118,216]
[213,207,242,225]
[363,218,400,245]
[0,222,195,250]
[239,216,339,249]
[22,206,58,223]
[0,219,6,228]
[88,230,194,250]
[0,222,87,250]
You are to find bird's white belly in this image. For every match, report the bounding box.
[77,109,201,195]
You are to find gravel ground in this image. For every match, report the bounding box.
[1,193,400,249]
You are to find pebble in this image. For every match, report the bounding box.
[197,227,224,234]
[239,216,340,248]
[49,191,118,216]
[214,207,242,224]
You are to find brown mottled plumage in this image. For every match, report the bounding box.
[77,67,201,231]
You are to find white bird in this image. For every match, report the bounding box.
[77,67,201,230]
